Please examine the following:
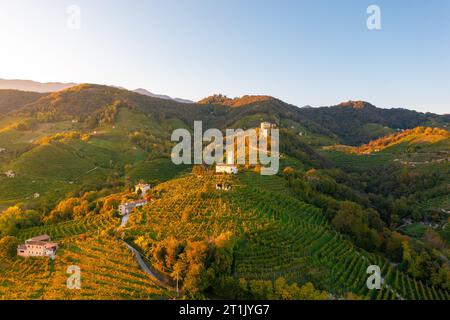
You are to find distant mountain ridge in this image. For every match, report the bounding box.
[0,83,448,146]
[0,78,193,104]
[133,88,193,104]
[0,78,76,93]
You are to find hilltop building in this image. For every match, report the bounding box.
[216,149,238,174]
[17,235,58,259]
[215,164,238,174]
[118,199,148,215]
[135,183,151,197]
[260,122,274,137]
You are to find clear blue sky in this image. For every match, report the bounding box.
[0,0,449,113]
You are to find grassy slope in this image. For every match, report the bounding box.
[0,107,184,207]
[127,158,191,184]
[319,127,450,171]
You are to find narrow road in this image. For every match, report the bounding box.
[120,214,129,227]
[85,166,98,174]
[123,242,172,290]
[119,212,177,293]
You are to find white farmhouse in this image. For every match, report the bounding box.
[17,235,58,259]
[216,149,238,174]
[260,122,274,137]
[118,199,148,215]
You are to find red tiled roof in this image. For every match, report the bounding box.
[25,241,47,246]
[29,234,50,242]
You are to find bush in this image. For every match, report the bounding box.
[0,236,20,258]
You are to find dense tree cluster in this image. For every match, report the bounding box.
[0,206,41,237]
[0,235,20,258]
[134,231,235,298]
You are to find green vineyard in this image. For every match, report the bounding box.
[231,185,449,300]
[127,172,450,300]
[1,171,449,300]
[0,235,169,299]
[14,215,118,242]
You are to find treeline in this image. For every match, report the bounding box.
[0,183,127,239]
[360,165,449,224]
[128,129,172,159]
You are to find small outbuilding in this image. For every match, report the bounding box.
[215,164,238,174]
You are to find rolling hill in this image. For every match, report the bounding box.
[122,172,449,299]
[0,84,449,300]
[321,126,450,169]
[133,88,193,104]
[353,127,450,154]
[1,85,449,145]
[0,90,45,116]
[297,101,450,145]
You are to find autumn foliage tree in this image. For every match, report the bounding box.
[0,236,20,258]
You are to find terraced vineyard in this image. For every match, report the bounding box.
[414,195,450,213]
[230,185,449,300]
[128,172,450,300]
[15,215,118,242]
[0,236,168,299]
[2,172,448,300]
